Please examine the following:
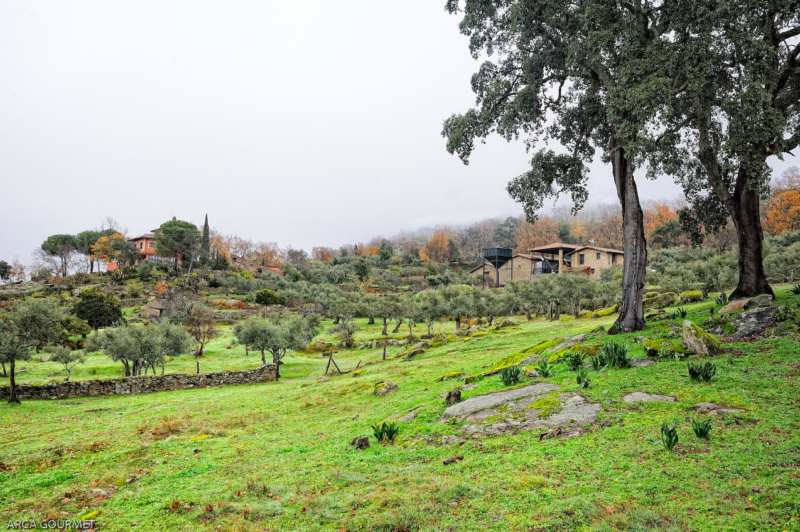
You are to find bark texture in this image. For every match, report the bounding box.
[609,145,646,334]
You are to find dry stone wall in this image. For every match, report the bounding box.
[0,365,276,401]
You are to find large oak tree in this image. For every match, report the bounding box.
[442,0,677,332]
[656,1,800,298]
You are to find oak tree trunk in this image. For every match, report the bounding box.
[609,144,647,334]
[729,172,774,299]
[381,318,388,336]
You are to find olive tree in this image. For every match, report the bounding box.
[234,313,320,379]
[185,306,219,374]
[0,299,64,403]
[48,345,85,382]
[85,322,191,376]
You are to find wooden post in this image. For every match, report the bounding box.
[383,339,387,361]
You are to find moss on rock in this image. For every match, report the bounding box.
[679,290,705,304]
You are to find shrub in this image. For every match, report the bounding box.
[691,417,712,440]
[660,421,679,452]
[576,369,590,388]
[499,366,522,386]
[792,284,800,295]
[687,361,716,382]
[372,422,400,444]
[136,261,154,281]
[600,342,631,368]
[536,359,553,378]
[713,292,728,306]
[590,354,605,370]
[563,350,584,371]
[125,283,143,298]
[72,289,123,330]
[255,289,280,306]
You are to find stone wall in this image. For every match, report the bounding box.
[0,365,277,401]
[120,297,150,308]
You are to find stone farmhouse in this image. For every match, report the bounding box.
[470,242,624,286]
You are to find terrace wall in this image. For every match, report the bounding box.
[0,365,277,401]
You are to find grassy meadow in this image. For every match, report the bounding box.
[1,288,799,531]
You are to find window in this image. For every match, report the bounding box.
[612,254,618,264]
[596,253,601,260]
[257,268,263,274]
[149,241,154,248]
[139,242,143,250]
[579,254,585,265]
[590,268,596,275]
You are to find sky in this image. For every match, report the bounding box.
[0,1,797,263]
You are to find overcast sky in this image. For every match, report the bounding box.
[1,1,796,263]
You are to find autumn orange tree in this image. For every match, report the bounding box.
[513,217,559,252]
[311,247,333,261]
[91,233,138,276]
[421,231,452,263]
[763,190,800,235]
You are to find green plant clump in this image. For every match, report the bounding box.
[563,350,584,371]
[499,366,523,386]
[661,421,679,452]
[576,368,590,388]
[372,422,400,444]
[599,342,631,368]
[688,361,717,382]
[536,359,553,378]
[691,417,712,440]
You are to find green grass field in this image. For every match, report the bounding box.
[1,289,799,531]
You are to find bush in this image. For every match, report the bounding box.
[499,366,522,386]
[125,283,143,298]
[136,261,154,281]
[255,289,280,306]
[72,289,123,330]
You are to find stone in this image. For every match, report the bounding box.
[679,290,705,304]
[718,299,747,313]
[682,321,720,356]
[643,292,678,310]
[436,372,466,382]
[350,436,370,450]
[445,388,462,406]
[693,402,744,414]
[399,408,420,422]
[461,384,478,391]
[398,343,426,359]
[631,359,655,368]
[443,455,464,465]
[633,336,646,343]
[374,381,399,397]
[317,376,329,383]
[743,294,773,310]
[441,383,561,422]
[726,307,776,339]
[622,392,676,403]
[526,369,540,378]
[440,383,602,439]
[441,435,461,445]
